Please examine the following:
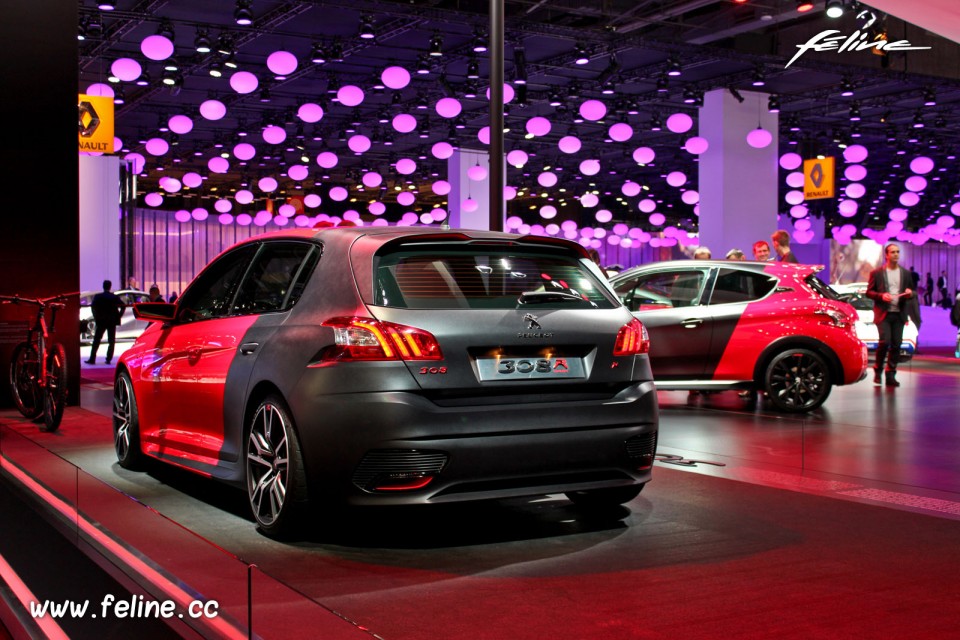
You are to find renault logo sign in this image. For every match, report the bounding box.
[803,157,835,200]
[78,93,115,153]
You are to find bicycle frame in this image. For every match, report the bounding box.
[1,295,64,385]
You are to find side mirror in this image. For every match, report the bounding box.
[133,302,176,322]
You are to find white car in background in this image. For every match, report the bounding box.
[831,282,917,361]
[79,289,152,344]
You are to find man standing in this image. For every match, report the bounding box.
[937,270,949,308]
[924,272,933,306]
[771,230,799,263]
[866,244,913,387]
[752,240,772,261]
[86,280,126,366]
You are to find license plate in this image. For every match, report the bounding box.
[476,356,585,381]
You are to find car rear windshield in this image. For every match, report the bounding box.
[806,275,841,300]
[373,247,618,309]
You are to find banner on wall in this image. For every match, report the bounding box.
[803,157,835,200]
[78,93,114,153]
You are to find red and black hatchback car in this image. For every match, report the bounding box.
[609,260,868,413]
[114,227,658,536]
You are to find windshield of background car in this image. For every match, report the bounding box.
[373,247,618,309]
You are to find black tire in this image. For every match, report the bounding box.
[41,343,68,432]
[566,484,644,508]
[763,348,832,413]
[113,371,145,469]
[246,396,309,538]
[9,342,42,419]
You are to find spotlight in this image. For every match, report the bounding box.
[768,95,781,113]
[574,43,589,65]
[463,83,478,99]
[796,0,814,12]
[234,0,254,26]
[216,34,235,55]
[358,15,375,40]
[923,88,936,106]
[650,115,663,131]
[850,123,861,138]
[85,14,103,37]
[466,57,480,80]
[157,20,175,41]
[880,109,891,123]
[472,31,487,53]
[195,29,211,54]
[223,52,238,69]
[113,85,125,105]
[429,33,443,57]
[788,117,801,132]
[666,57,682,77]
[840,77,854,97]
[98,0,116,9]
[513,48,527,85]
[209,59,223,77]
[683,87,698,104]
[259,87,271,103]
[417,55,431,75]
[825,0,844,18]
[751,68,766,87]
[548,92,562,107]
[78,21,87,40]
[913,110,924,128]
[328,40,344,62]
[656,75,669,93]
[164,58,179,72]
[849,102,862,121]
[601,82,615,95]
[135,69,150,86]
[310,43,326,64]
[567,82,581,100]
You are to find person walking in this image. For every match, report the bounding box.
[924,272,933,306]
[937,270,949,308]
[866,244,913,388]
[771,230,798,263]
[86,280,126,366]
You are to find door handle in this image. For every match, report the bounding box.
[240,342,259,355]
[681,318,704,328]
[186,347,202,359]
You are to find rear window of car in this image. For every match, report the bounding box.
[806,275,841,300]
[373,247,618,309]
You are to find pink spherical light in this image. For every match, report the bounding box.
[262,125,287,145]
[208,157,229,174]
[297,103,324,123]
[199,99,226,121]
[649,213,666,226]
[182,172,202,188]
[145,138,169,156]
[288,165,309,181]
[467,165,488,181]
[304,194,322,208]
[124,153,145,173]
[795,218,812,231]
[793,229,815,244]
[609,123,634,142]
[504,186,517,200]
[666,171,687,187]
[432,142,454,160]
[435,97,462,119]
[382,66,411,90]
[111,58,141,82]
[580,193,599,208]
[229,71,259,94]
[329,186,348,202]
[254,211,272,226]
[348,134,371,153]
[937,215,955,228]
[845,182,868,201]
[540,205,557,219]
[159,177,181,193]
[274,215,289,227]
[337,85,365,107]
[506,216,523,230]
[432,180,451,196]
[214,199,233,213]
[889,208,908,222]
[910,156,935,175]
[746,128,772,149]
[368,202,386,216]
[235,189,254,205]
[666,113,693,134]
[684,136,709,155]
[392,113,417,133]
[525,116,552,137]
[779,152,803,170]
[633,147,656,164]
[579,159,601,176]
[579,99,607,121]
[595,209,612,223]
[905,176,927,192]
[843,145,869,163]
[785,190,805,205]
[267,50,298,76]
[145,193,163,207]
[192,208,209,221]
[168,115,193,134]
[141,34,173,61]
[622,181,641,197]
[396,158,417,175]
[432,208,447,222]
[258,177,278,192]
[477,127,490,145]
[558,136,581,154]
[838,200,858,217]
[174,210,191,222]
[681,190,700,205]
[316,152,338,168]
[538,172,558,188]
[639,198,657,213]
[397,191,416,207]
[462,198,479,212]
[485,83,515,104]
[218,213,234,225]
[844,164,867,182]
[790,205,809,218]
[86,83,114,97]
[506,149,528,168]
[419,213,434,225]
[236,213,252,226]
[786,172,805,188]
[362,172,383,188]
[899,192,920,207]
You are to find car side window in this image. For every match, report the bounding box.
[614,270,706,311]
[231,242,315,315]
[709,268,777,305]
[176,245,258,323]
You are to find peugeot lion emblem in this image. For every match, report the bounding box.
[523,313,541,330]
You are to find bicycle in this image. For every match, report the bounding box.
[1,294,70,432]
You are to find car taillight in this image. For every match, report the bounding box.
[614,318,650,355]
[321,317,443,361]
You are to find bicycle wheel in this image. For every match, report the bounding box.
[41,343,68,432]
[9,342,42,419]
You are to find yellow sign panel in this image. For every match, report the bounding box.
[803,157,835,200]
[78,93,114,153]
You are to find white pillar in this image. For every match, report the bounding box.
[79,155,121,292]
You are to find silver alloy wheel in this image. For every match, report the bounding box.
[247,403,290,527]
[113,375,133,460]
[767,350,829,412]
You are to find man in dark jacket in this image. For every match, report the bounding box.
[86,280,126,365]
[866,244,913,387]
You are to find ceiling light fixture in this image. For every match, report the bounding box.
[656,75,669,93]
[825,0,844,18]
[840,77,854,97]
[666,57,682,77]
[751,68,766,87]
[466,56,480,80]
[849,101,861,121]
[513,47,527,85]
[913,110,924,128]
[923,88,936,106]
[310,43,326,64]
[234,0,254,26]
[358,15,375,40]
[768,95,781,113]
[194,29,211,54]
[574,43,589,65]
[209,59,223,77]
[429,33,443,57]
[471,31,487,53]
